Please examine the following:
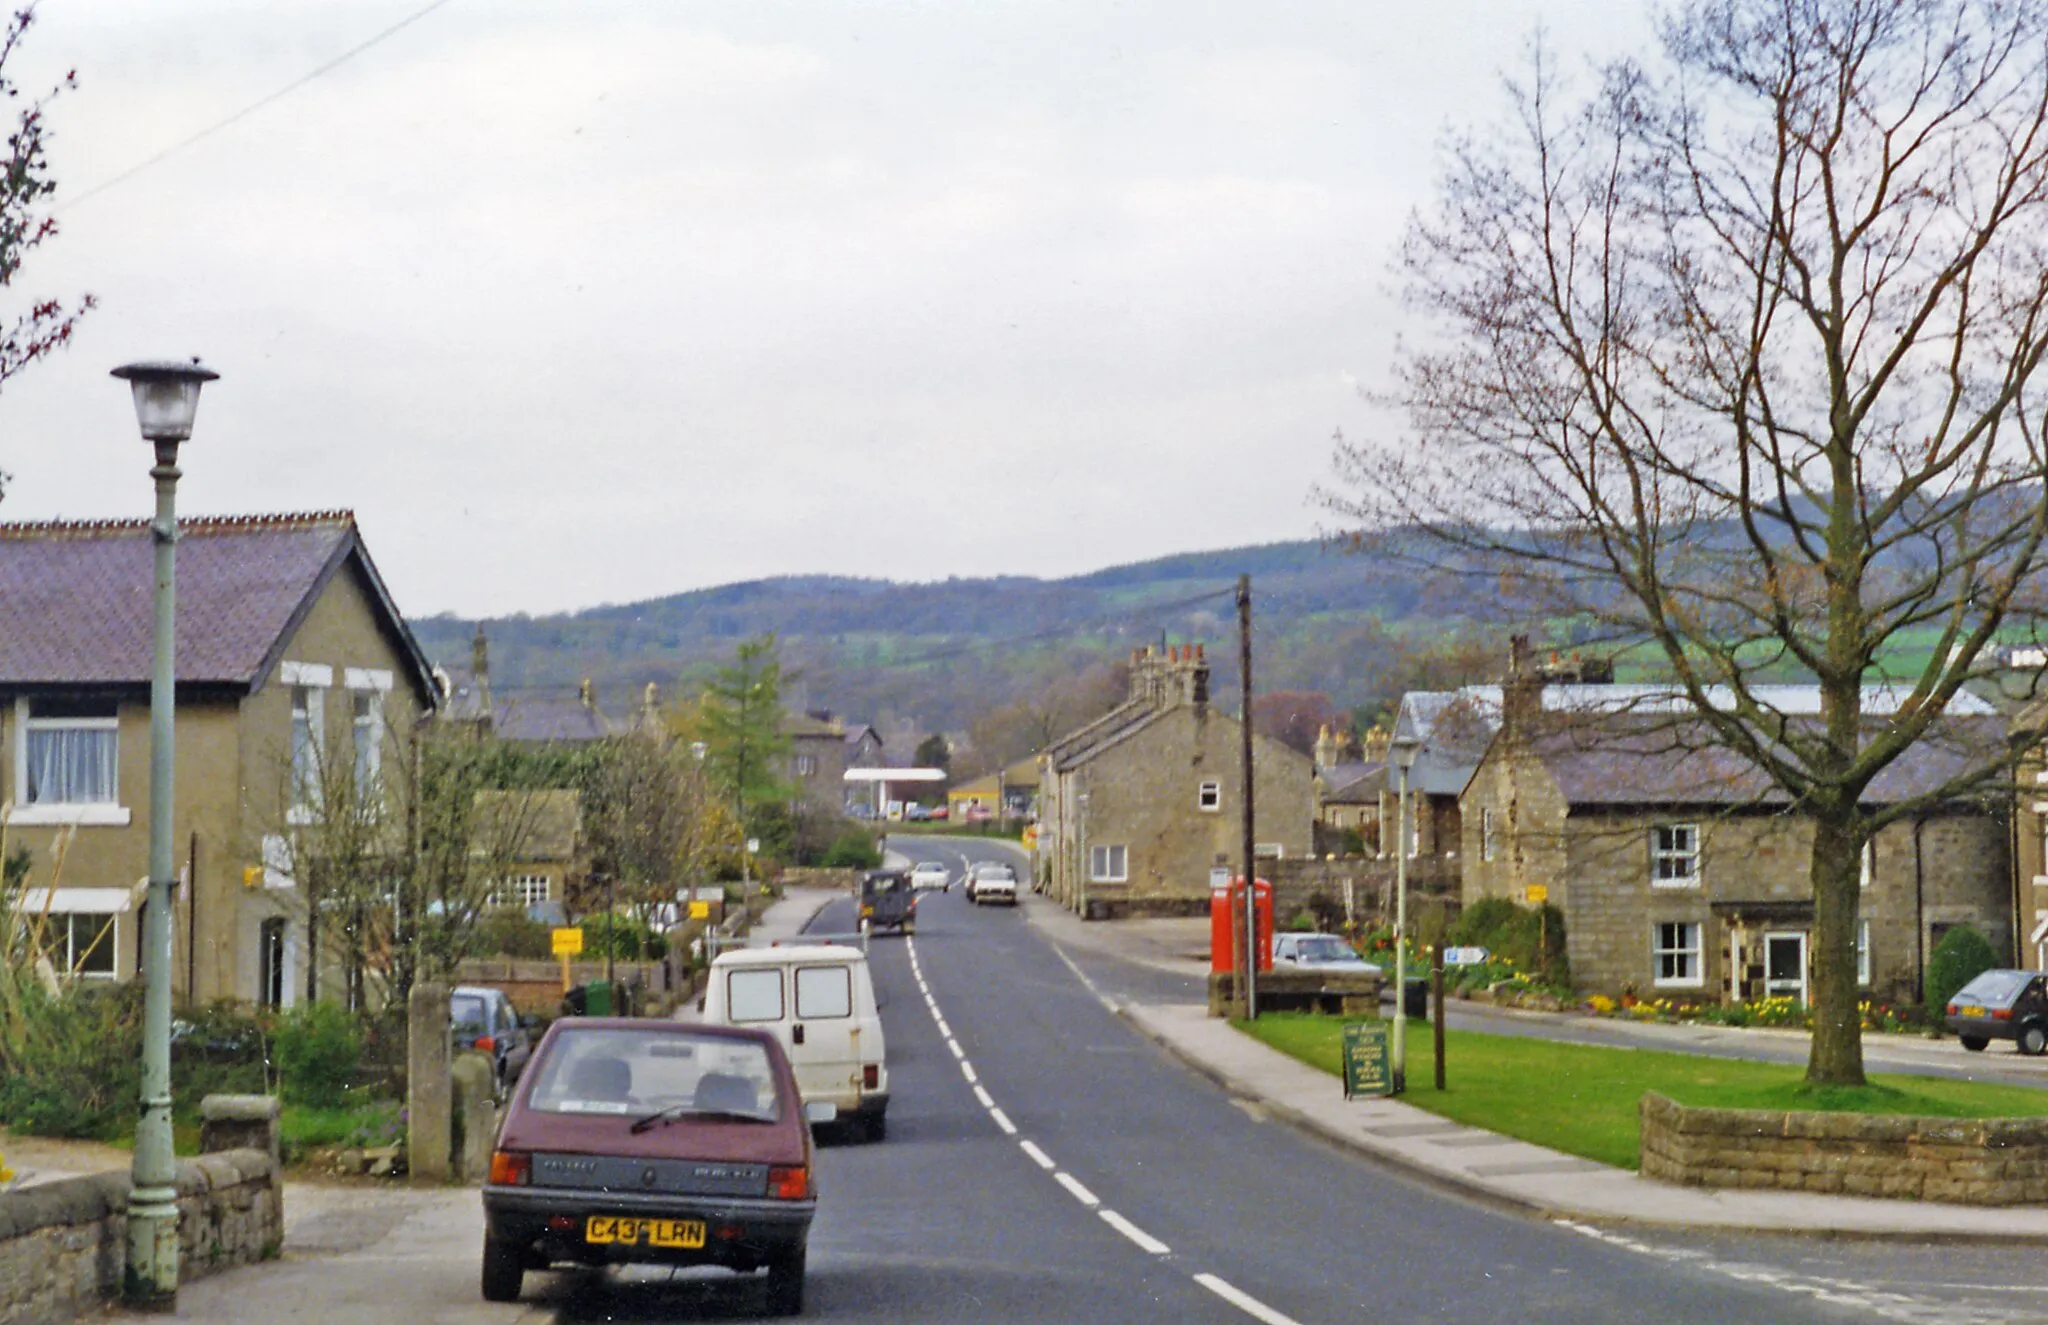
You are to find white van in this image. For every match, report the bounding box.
[701,944,890,1140]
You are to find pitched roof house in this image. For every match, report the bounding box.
[1036,645,1314,918]
[0,512,436,1006]
[1459,642,2011,1004]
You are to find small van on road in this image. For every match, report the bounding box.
[702,944,890,1140]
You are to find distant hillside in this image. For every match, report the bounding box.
[406,538,1447,738]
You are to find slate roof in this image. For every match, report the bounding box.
[492,693,614,744]
[0,511,433,697]
[1531,715,2007,809]
[1321,762,1385,804]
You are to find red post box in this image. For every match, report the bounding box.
[1209,877,1273,973]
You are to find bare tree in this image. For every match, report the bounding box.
[1325,0,2048,1084]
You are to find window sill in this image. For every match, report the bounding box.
[1650,880,1701,889]
[9,804,132,827]
[1653,976,1704,989]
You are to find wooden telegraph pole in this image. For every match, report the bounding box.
[1237,574,1257,1020]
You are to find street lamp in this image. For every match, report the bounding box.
[1389,733,1420,1094]
[113,357,217,1311]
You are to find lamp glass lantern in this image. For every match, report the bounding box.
[112,359,219,443]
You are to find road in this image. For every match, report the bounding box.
[503,833,2034,1325]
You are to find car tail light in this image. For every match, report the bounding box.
[767,1165,811,1200]
[474,1035,496,1054]
[862,1064,879,1089]
[1993,1008,2014,1021]
[489,1150,531,1185]
[1947,1004,1959,1016]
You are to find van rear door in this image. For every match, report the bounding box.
[790,962,861,1101]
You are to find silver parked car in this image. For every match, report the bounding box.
[1272,933,1380,973]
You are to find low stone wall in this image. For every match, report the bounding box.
[452,957,668,1015]
[777,866,858,891]
[0,1100,282,1324]
[1639,1091,2048,1204]
[1206,968,1383,1017]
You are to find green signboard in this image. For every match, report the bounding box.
[1342,1021,1392,1099]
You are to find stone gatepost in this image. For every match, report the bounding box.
[408,981,452,1184]
[450,1053,499,1183]
[199,1094,281,1169]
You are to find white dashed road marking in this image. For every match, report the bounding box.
[1019,1140,1056,1170]
[1194,1274,1305,1325]
[1100,1210,1171,1255]
[988,1106,1016,1135]
[1054,1172,1100,1207]
[960,1060,978,1083]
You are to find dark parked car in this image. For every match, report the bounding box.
[1945,969,2048,1054]
[452,985,539,1095]
[859,868,917,935]
[482,1018,826,1313]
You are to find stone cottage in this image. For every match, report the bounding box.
[1036,645,1314,918]
[1459,649,2010,1004]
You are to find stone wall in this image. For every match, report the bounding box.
[0,1103,281,1324]
[1639,1091,2048,1204]
[452,957,669,1016]
[1264,857,1459,930]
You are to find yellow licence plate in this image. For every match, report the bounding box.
[585,1216,706,1249]
[1961,1006,1987,1018]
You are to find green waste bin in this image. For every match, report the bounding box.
[585,980,613,1017]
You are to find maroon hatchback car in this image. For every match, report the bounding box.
[482,1018,825,1314]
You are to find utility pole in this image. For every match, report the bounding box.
[1238,574,1257,1020]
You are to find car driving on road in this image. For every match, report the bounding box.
[967,863,1017,906]
[481,1019,824,1314]
[1946,968,2048,1054]
[909,860,951,891]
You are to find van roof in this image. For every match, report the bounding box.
[710,943,869,967]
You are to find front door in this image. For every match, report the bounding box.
[1764,931,1808,1003]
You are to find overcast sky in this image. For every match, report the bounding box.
[0,0,1648,618]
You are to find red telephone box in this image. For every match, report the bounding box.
[1209,877,1273,973]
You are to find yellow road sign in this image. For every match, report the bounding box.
[1525,885,1548,904]
[552,926,584,956]
[688,900,711,921]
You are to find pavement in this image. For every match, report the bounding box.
[1010,897,2048,1242]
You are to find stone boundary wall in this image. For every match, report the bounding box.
[777,867,858,891]
[1639,1091,2048,1204]
[452,957,668,1015]
[0,1123,280,1323]
[1263,858,1461,931]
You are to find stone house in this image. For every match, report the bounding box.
[946,758,1041,821]
[0,512,437,1007]
[786,710,851,813]
[1460,657,2010,1004]
[476,787,584,925]
[1036,645,1314,918]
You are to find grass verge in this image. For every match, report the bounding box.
[1238,1014,2048,1170]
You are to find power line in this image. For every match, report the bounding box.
[60,0,457,212]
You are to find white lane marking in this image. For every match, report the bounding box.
[1194,1273,1304,1325]
[989,1107,1017,1135]
[936,1019,952,1037]
[1099,1210,1170,1255]
[973,1085,995,1108]
[1019,1140,1056,1170]
[960,1060,978,1083]
[1049,939,1119,1013]
[946,1039,965,1060]
[1054,1171,1100,1207]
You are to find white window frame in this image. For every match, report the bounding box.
[289,683,326,824]
[1653,921,1703,987]
[492,874,552,908]
[1652,823,1701,887]
[1481,807,1498,863]
[12,697,129,826]
[1859,838,1875,889]
[1198,779,1221,812]
[1089,844,1127,882]
[43,911,118,981]
[1857,918,1872,987]
[350,689,383,800]
[794,753,818,777]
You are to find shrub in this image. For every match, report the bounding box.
[0,982,142,1139]
[583,913,667,962]
[1450,898,1569,986]
[172,1000,273,1106]
[273,1001,365,1110]
[1926,924,1999,1021]
[820,829,882,870]
[471,909,554,959]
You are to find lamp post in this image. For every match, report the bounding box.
[113,357,217,1311]
[1389,733,1420,1093]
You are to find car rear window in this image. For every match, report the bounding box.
[1956,970,2033,1006]
[526,1027,781,1119]
[726,968,784,1022]
[451,994,486,1031]
[795,965,853,1019]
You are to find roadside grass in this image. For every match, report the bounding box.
[1239,1014,2048,1171]
[278,1099,405,1164]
